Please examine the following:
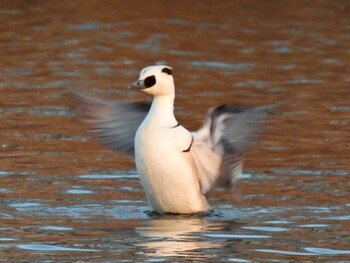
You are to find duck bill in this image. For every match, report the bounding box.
[128,79,146,89]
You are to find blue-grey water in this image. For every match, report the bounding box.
[0,1,349,262]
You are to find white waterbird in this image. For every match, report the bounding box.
[72,65,270,214]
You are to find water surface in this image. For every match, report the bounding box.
[0,1,349,262]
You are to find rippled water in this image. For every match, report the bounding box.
[1,1,349,262]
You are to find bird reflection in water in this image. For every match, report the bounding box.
[135,215,223,259]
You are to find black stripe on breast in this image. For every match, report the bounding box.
[182,135,194,153]
[170,123,180,128]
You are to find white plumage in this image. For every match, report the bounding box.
[72,65,270,214]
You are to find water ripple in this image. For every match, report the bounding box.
[17,243,99,252]
[242,226,289,232]
[305,247,350,255]
[203,233,271,239]
[256,249,315,256]
[189,61,255,71]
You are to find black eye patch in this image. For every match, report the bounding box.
[144,75,156,88]
[161,67,172,75]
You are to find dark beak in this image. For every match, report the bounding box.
[128,79,146,89]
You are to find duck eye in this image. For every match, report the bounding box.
[161,67,172,75]
[144,75,156,88]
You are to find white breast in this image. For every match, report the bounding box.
[135,121,209,214]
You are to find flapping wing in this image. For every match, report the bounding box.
[69,89,150,155]
[191,105,271,193]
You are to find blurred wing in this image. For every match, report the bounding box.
[191,105,270,193]
[70,89,150,155]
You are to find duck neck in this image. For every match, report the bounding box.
[147,94,177,127]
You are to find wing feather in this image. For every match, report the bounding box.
[69,89,150,155]
[191,105,271,193]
